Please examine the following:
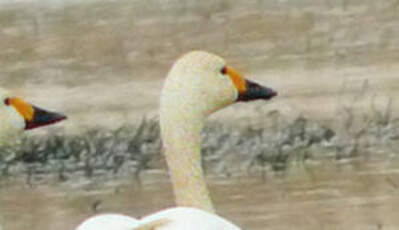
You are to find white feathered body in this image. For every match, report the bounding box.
[76,207,240,230]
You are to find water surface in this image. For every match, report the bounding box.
[2,157,399,230]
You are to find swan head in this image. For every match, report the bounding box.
[0,89,67,133]
[161,51,277,117]
[160,51,277,211]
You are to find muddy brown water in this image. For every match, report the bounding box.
[2,157,399,230]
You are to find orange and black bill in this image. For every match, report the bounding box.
[237,79,277,102]
[5,97,67,130]
[222,66,277,102]
[25,105,67,130]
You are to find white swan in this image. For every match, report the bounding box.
[76,51,277,230]
[0,88,66,230]
[0,88,67,145]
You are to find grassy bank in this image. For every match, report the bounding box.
[1,100,398,186]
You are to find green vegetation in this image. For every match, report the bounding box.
[1,101,398,185]
[0,0,398,185]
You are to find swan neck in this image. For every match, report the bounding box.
[161,111,215,213]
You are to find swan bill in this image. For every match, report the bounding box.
[237,79,277,102]
[24,105,67,130]
[6,97,67,130]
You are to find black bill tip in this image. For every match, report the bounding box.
[25,106,67,130]
[237,79,277,102]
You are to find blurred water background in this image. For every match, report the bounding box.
[0,0,399,229]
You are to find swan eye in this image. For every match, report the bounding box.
[220,66,227,75]
[4,98,10,106]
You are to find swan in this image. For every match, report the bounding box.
[76,51,277,230]
[0,88,66,229]
[0,88,67,145]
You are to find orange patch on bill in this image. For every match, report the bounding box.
[225,66,247,93]
[9,97,34,121]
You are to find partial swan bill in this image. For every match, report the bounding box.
[223,66,277,102]
[237,79,277,102]
[25,105,67,130]
[7,97,67,130]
